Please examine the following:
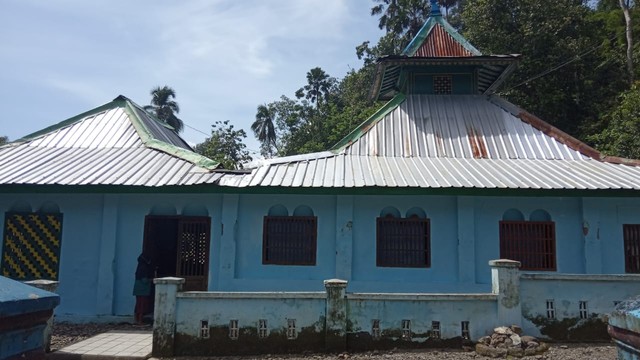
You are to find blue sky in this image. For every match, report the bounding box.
[0,0,384,155]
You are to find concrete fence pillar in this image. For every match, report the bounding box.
[152,277,184,357]
[24,279,59,352]
[489,259,522,327]
[324,279,348,352]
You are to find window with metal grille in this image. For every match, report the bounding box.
[200,320,210,339]
[433,75,452,94]
[546,300,555,319]
[371,319,381,339]
[377,216,430,268]
[229,320,239,340]
[499,221,556,271]
[579,301,589,319]
[431,321,441,339]
[401,320,411,341]
[263,216,317,265]
[1,212,63,281]
[287,319,297,339]
[623,224,640,273]
[258,319,268,339]
[461,321,470,339]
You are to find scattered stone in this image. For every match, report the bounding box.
[510,334,522,346]
[494,326,513,335]
[511,325,523,335]
[475,325,549,358]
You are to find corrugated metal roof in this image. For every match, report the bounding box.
[0,96,226,187]
[241,154,640,190]
[238,94,640,191]
[344,95,586,161]
[415,24,474,57]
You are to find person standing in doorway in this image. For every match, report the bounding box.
[133,251,153,325]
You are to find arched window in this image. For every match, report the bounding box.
[263,205,317,266]
[499,209,556,271]
[377,207,430,268]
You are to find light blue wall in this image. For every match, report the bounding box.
[111,194,221,316]
[474,196,584,284]
[348,298,498,339]
[520,276,640,337]
[2,191,640,322]
[0,194,103,318]
[175,295,326,338]
[350,195,462,292]
[227,194,337,291]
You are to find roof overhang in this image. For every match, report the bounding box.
[371,55,521,101]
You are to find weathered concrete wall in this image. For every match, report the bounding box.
[346,293,498,350]
[521,274,640,340]
[172,292,327,355]
[2,192,640,323]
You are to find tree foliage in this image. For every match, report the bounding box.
[194,120,252,170]
[253,66,379,157]
[250,0,639,160]
[0,136,7,146]
[461,0,631,139]
[589,84,640,158]
[144,85,184,133]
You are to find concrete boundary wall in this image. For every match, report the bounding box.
[520,273,640,340]
[153,261,640,356]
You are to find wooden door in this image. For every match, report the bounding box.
[175,217,211,291]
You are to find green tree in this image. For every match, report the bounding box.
[461,0,625,139]
[0,136,7,146]
[589,84,640,158]
[295,67,337,109]
[251,104,278,157]
[194,120,252,170]
[144,86,184,133]
[371,0,431,49]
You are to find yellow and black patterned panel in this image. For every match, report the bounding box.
[1,213,63,280]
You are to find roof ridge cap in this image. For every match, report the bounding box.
[122,100,220,170]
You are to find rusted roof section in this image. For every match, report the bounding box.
[415,24,475,57]
[0,96,231,187]
[343,95,587,161]
[237,93,640,190]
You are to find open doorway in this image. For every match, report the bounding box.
[143,216,211,291]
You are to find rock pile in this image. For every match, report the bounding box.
[475,326,549,358]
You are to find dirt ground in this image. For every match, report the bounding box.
[52,322,618,359]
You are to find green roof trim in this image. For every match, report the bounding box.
[121,99,220,170]
[402,16,482,57]
[330,93,406,152]
[2,183,640,198]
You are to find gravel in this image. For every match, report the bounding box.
[51,322,618,359]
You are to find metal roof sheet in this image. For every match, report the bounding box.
[242,154,640,190]
[415,24,475,57]
[240,94,640,191]
[344,95,586,161]
[0,96,225,187]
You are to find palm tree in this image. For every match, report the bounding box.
[252,104,278,157]
[144,86,184,133]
